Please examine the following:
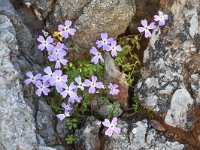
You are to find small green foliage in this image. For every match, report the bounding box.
[132,96,142,113]
[115,35,142,86]
[108,102,121,119]
[66,134,75,144]
[66,118,78,130]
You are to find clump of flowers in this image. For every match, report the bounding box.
[138,11,168,38]
[25,20,121,137]
[25,10,168,139]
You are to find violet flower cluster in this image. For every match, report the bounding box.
[137,11,168,38]
[89,32,122,64]
[24,19,121,136]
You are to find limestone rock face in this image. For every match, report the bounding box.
[135,0,200,131]
[0,14,38,150]
[72,0,136,51]
[74,119,184,150]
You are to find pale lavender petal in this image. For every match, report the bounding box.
[55,61,61,69]
[26,71,33,78]
[101,32,108,39]
[75,76,81,84]
[159,20,165,26]
[84,79,91,87]
[96,40,103,48]
[61,102,67,108]
[105,128,113,137]
[114,127,121,134]
[96,82,103,89]
[58,25,65,31]
[60,59,68,65]
[37,36,44,43]
[43,88,50,95]
[46,44,54,51]
[163,14,169,20]
[141,19,147,27]
[46,36,54,43]
[89,86,96,94]
[137,27,145,33]
[154,15,160,21]
[69,28,76,35]
[111,117,118,125]
[38,44,45,51]
[44,66,52,75]
[102,119,110,127]
[36,89,42,96]
[148,22,156,29]
[65,20,72,27]
[91,56,99,64]
[35,73,42,79]
[62,31,69,38]
[54,70,62,77]
[91,75,97,82]
[61,91,68,98]
[111,50,117,57]
[144,30,152,38]
[61,75,68,82]
[102,44,110,51]
[116,45,122,51]
[25,79,31,85]
[56,114,66,121]
[90,47,98,55]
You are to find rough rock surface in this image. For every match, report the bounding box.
[104,52,129,109]
[74,119,184,150]
[0,14,38,150]
[73,0,136,52]
[74,119,101,150]
[135,0,200,131]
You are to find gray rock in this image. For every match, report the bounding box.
[72,0,136,51]
[0,14,38,150]
[104,120,185,150]
[135,0,200,131]
[74,119,101,150]
[56,120,69,141]
[104,52,129,109]
[37,100,57,146]
[164,89,194,130]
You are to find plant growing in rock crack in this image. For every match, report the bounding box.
[25,11,168,143]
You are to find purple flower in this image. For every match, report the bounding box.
[35,81,50,96]
[56,111,70,121]
[42,66,53,82]
[68,96,82,103]
[37,35,54,51]
[61,82,78,99]
[102,117,121,137]
[154,11,169,26]
[108,83,120,95]
[48,42,67,60]
[49,70,68,92]
[50,53,68,69]
[75,76,85,91]
[58,20,76,39]
[25,71,42,85]
[137,19,156,38]
[96,33,114,51]
[84,75,104,94]
[107,40,122,57]
[90,47,104,64]
[61,102,73,112]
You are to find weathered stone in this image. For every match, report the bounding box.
[74,119,101,150]
[37,100,57,146]
[72,0,136,51]
[164,89,194,130]
[135,0,200,131]
[104,120,184,150]
[104,52,129,109]
[56,120,69,141]
[0,14,38,150]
